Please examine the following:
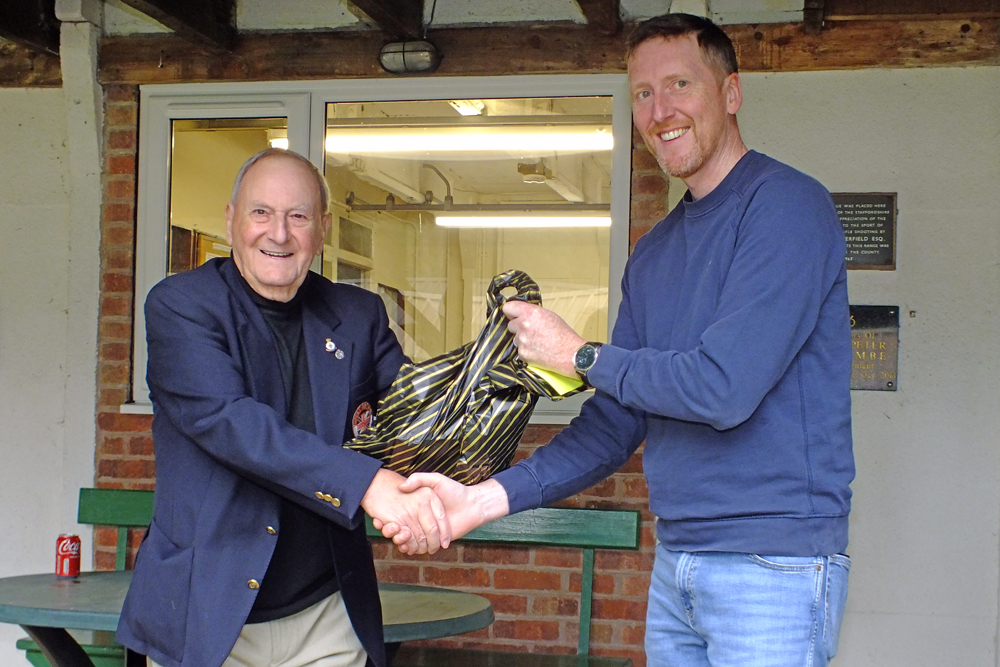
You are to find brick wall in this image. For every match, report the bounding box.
[92,84,669,665]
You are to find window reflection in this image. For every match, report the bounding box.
[323,98,612,361]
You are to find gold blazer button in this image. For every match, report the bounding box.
[248,579,260,590]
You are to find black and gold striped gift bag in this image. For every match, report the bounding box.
[345,269,585,484]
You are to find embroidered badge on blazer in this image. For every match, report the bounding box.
[352,402,374,437]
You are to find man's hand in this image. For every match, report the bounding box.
[361,468,451,555]
[502,301,584,378]
[397,474,510,541]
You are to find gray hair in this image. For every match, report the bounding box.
[230,147,333,215]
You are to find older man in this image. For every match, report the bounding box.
[402,14,854,667]
[118,148,450,667]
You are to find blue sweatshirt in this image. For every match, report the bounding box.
[495,151,854,556]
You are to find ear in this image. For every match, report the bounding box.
[724,72,743,115]
[316,213,333,256]
[224,202,235,246]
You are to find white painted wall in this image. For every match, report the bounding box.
[734,66,1000,667]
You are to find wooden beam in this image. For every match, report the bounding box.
[803,0,826,35]
[0,37,61,86]
[118,0,236,53]
[344,0,423,40]
[0,0,59,56]
[575,0,623,35]
[825,0,1000,20]
[99,18,1000,85]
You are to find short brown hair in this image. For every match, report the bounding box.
[231,147,333,215]
[626,13,739,79]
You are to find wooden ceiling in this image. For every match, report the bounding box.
[2,0,999,86]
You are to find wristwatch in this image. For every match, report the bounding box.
[573,342,603,386]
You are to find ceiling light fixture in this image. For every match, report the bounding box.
[379,41,441,74]
[448,100,486,116]
[325,127,612,154]
[435,212,612,229]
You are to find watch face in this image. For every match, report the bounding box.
[575,344,598,371]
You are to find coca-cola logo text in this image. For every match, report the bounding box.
[57,541,80,556]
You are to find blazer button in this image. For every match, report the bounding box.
[248,579,260,590]
[330,497,341,508]
[315,491,325,500]
[266,526,277,535]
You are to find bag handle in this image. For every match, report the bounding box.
[487,269,542,312]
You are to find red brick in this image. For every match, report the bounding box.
[461,544,529,565]
[618,451,644,474]
[100,342,130,362]
[531,595,577,617]
[623,476,649,498]
[108,130,136,150]
[423,566,490,588]
[494,568,562,591]
[129,435,154,456]
[103,247,134,270]
[103,223,135,246]
[99,363,129,384]
[623,573,651,596]
[102,271,134,293]
[105,105,137,127]
[102,202,134,223]
[630,197,666,223]
[593,598,647,621]
[382,564,420,583]
[105,84,138,103]
[98,458,156,481]
[101,295,132,318]
[596,550,652,571]
[586,477,618,498]
[370,543,391,560]
[492,620,561,641]
[99,320,132,340]
[588,621,613,644]
[99,388,128,408]
[484,593,527,615]
[631,146,660,171]
[97,411,153,433]
[534,548,579,569]
[520,425,564,445]
[621,623,646,646]
[630,225,654,247]
[106,179,135,200]
[94,551,117,571]
[107,154,136,175]
[631,172,668,196]
[592,573,616,595]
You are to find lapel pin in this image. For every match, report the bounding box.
[325,339,337,353]
[335,349,345,360]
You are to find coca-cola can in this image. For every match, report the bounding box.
[56,534,81,577]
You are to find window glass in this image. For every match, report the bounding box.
[323,97,612,361]
[168,118,288,275]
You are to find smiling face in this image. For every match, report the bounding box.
[225,154,331,302]
[629,34,746,199]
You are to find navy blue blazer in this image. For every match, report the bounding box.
[117,258,405,667]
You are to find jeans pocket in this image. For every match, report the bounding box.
[825,554,851,660]
[747,554,823,572]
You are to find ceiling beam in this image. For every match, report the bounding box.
[825,0,1000,20]
[344,0,424,40]
[575,0,623,35]
[0,38,61,86]
[118,0,236,53]
[0,0,60,56]
[99,18,1000,85]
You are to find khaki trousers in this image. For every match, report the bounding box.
[148,592,368,667]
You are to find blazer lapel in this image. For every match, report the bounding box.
[303,288,351,444]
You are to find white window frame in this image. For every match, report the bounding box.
[125,75,632,424]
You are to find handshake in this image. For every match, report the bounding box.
[359,469,510,555]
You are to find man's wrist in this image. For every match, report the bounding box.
[573,342,603,386]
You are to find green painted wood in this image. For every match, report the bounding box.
[366,506,641,550]
[578,548,595,655]
[77,488,154,529]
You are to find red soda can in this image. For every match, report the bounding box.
[56,534,81,577]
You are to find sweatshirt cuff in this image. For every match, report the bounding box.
[493,463,543,515]
[587,343,628,396]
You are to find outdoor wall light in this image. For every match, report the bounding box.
[379,41,441,74]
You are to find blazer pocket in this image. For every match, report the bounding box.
[128,519,193,662]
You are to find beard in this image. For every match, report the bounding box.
[645,132,706,180]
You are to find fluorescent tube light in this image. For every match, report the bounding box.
[269,137,289,150]
[435,213,612,228]
[325,126,612,154]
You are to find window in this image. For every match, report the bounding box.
[130,76,631,422]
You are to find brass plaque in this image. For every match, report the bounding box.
[849,305,898,391]
[833,193,897,270]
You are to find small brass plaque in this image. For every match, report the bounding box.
[849,305,898,391]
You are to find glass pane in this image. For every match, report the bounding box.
[168,117,288,275]
[323,97,613,361]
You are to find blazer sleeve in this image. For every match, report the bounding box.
[144,276,403,530]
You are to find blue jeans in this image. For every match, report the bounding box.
[645,545,850,667]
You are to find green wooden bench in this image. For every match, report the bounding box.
[17,488,153,667]
[367,506,642,667]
